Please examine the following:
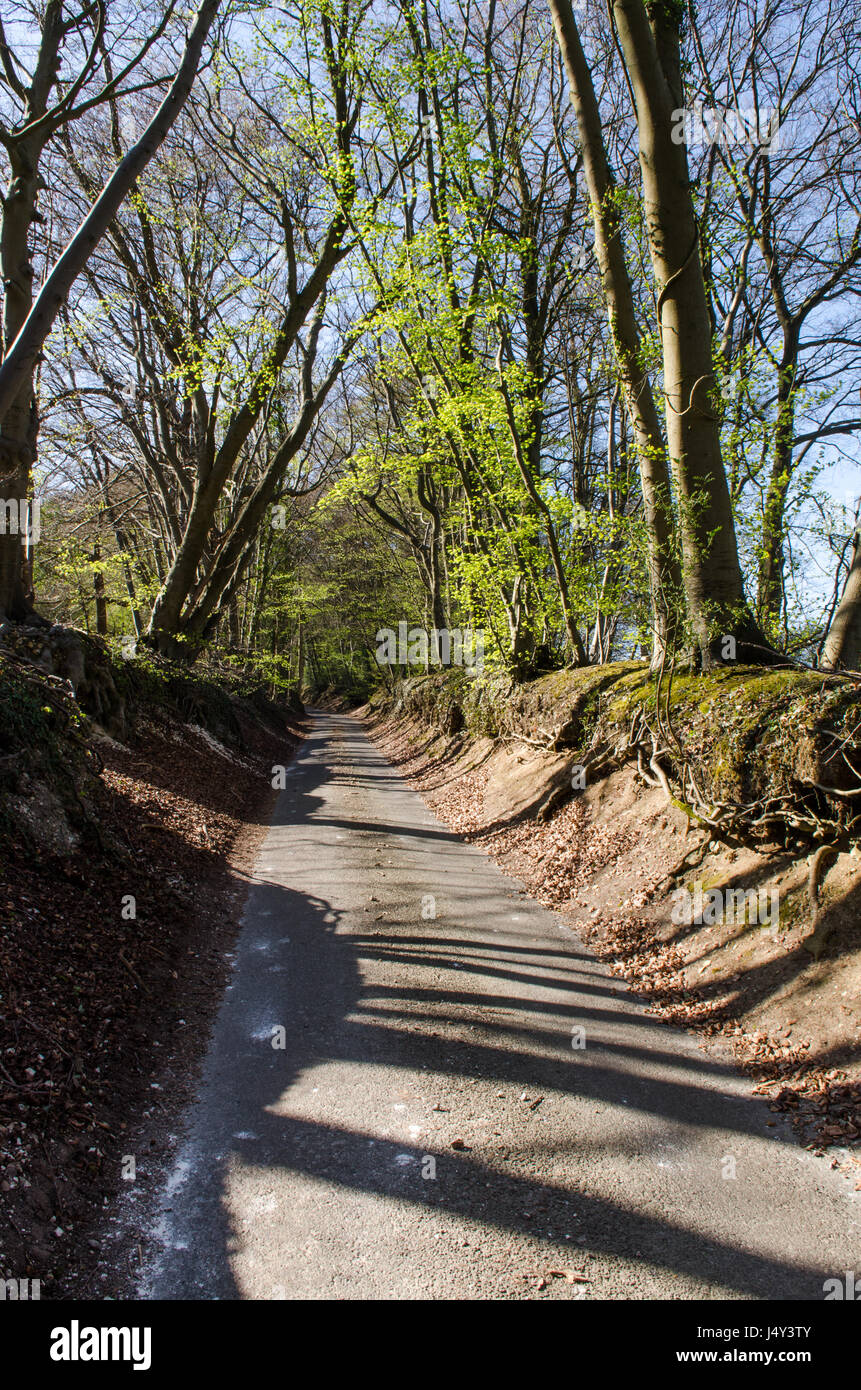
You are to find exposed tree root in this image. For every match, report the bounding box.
[804,842,842,959]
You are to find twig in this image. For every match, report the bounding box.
[19,1016,73,1059]
[118,951,148,992]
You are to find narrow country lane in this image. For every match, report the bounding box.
[143,712,860,1300]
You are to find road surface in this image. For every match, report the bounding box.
[142,711,860,1299]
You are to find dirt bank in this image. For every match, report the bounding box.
[364,683,861,1180]
[0,641,303,1297]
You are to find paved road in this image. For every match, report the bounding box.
[143,712,860,1300]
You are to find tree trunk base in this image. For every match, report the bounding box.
[0,619,126,736]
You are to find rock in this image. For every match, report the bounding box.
[5,782,79,857]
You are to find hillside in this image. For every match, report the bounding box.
[0,628,303,1294]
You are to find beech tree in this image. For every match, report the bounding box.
[549,0,683,667]
[0,0,222,621]
[25,0,861,681]
[687,0,861,641]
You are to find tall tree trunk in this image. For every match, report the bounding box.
[296,613,305,690]
[0,0,66,622]
[609,0,766,665]
[228,593,241,648]
[0,133,48,621]
[92,540,108,636]
[757,336,799,630]
[549,0,682,667]
[112,523,143,637]
[498,343,588,665]
[821,529,861,671]
[416,470,448,632]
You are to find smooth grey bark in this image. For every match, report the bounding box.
[549,0,682,666]
[609,0,767,664]
[822,528,861,671]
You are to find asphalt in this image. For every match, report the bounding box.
[142,711,861,1300]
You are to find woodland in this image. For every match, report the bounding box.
[0,0,858,694]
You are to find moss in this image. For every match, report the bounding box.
[391,661,861,841]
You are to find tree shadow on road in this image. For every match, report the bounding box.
[150,874,849,1301]
[147,715,854,1301]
